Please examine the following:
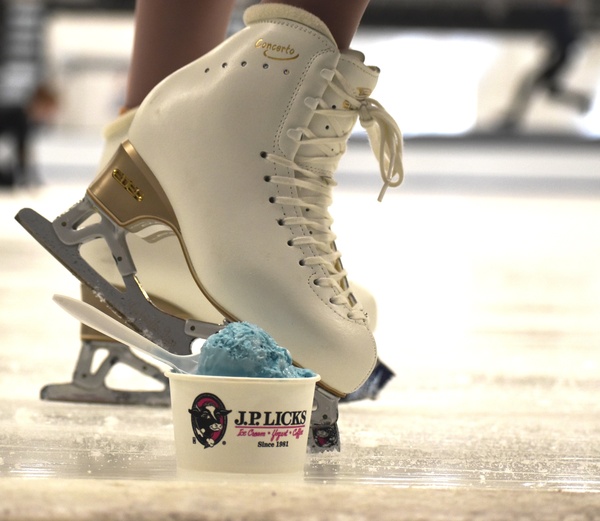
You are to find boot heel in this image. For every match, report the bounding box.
[87,140,181,236]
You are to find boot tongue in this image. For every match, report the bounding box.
[335,50,380,101]
[243,4,336,44]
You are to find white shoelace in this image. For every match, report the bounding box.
[263,67,404,318]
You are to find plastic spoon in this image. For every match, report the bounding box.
[52,294,200,374]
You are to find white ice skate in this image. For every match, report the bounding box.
[16,4,403,451]
[40,109,227,407]
[36,106,393,444]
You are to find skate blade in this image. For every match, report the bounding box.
[309,388,341,452]
[15,204,223,356]
[40,339,171,407]
[41,382,170,407]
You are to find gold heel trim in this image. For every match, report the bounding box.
[86,140,236,327]
[87,140,180,234]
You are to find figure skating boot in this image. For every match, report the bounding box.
[39,107,392,414]
[17,4,403,450]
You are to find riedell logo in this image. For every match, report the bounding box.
[255,38,299,60]
[189,393,231,448]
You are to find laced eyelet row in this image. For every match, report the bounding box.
[203,63,292,74]
[259,147,356,315]
[252,65,405,321]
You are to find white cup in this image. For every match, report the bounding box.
[166,372,320,474]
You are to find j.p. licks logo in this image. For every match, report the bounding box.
[189,395,308,449]
[189,393,231,449]
[255,38,299,61]
[234,410,307,448]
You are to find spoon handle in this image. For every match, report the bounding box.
[53,294,196,373]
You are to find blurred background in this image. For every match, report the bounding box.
[0,0,599,186]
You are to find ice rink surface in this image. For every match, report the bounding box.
[1,132,600,519]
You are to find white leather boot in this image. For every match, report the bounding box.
[40,87,382,407]
[83,4,402,396]
[82,107,378,334]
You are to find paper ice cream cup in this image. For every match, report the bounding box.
[166,372,320,474]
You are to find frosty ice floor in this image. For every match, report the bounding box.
[1,134,600,519]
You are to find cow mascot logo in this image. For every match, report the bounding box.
[189,393,231,448]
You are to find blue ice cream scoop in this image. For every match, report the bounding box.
[196,322,316,379]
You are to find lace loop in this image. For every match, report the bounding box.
[358,98,404,202]
[322,70,404,200]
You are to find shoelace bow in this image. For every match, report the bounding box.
[263,68,404,318]
[327,68,405,202]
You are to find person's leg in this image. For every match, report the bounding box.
[260,0,370,50]
[124,0,235,110]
